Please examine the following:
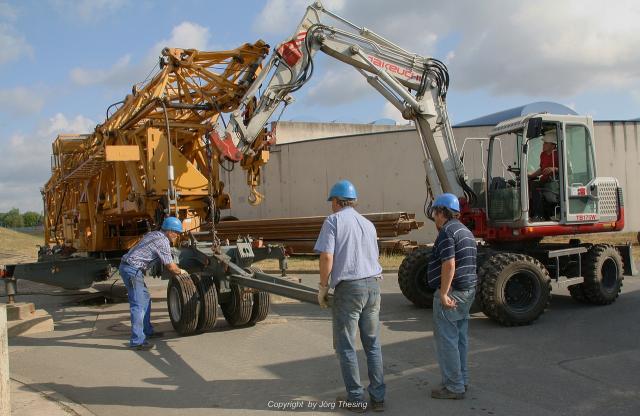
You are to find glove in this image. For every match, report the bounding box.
[178,268,189,276]
[317,284,330,308]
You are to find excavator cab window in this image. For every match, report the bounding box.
[565,124,597,216]
[487,133,522,222]
[526,122,561,222]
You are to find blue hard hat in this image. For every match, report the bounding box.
[328,179,357,201]
[432,193,460,212]
[161,216,183,233]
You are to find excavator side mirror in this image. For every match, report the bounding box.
[526,117,543,138]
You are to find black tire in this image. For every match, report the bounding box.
[479,253,551,326]
[581,244,624,305]
[568,283,590,303]
[247,267,271,325]
[191,274,219,332]
[167,274,199,335]
[398,248,436,308]
[220,284,254,327]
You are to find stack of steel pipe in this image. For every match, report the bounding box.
[209,212,424,253]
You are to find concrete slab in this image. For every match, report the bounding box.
[7,309,54,337]
[6,303,35,321]
[5,272,640,416]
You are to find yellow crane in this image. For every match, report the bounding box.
[43,42,271,253]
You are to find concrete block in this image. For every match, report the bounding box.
[7,310,54,337]
[5,303,35,321]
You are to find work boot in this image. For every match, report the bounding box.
[131,341,154,351]
[370,399,385,412]
[147,331,165,339]
[431,387,464,400]
[336,396,368,413]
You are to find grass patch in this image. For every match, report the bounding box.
[256,253,407,273]
[0,227,43,262]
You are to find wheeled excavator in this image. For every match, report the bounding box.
[212,1,635,326]
[1,2,634,333]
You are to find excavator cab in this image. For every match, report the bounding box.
[485,113,619,229]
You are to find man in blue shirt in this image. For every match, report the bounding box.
[119,217,187,350]
[314,179,385,413]
[427,193,477,400]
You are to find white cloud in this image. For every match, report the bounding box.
[0,86,46,116]
[0,113,95,211]
[381,102,405,125]
[0,22,33,65]
[254,0,640,99]
[306,67,371,106]
[70,54,133,87]
[152,22,210,52]
[69,22,211,89]
[0,2,17,21]
[49,0,129,21]
[253,0,345,35]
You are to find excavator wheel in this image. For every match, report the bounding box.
[221,284,254,327]
[398,248,436,308]
[568,283,590,303]
[247,267,271,325]
[167,273,199,335]
[191,274,219,332]
[479,253,551,326]
[580,244,624,305]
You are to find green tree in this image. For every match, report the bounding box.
[2,208,24,228]
[22,211,43,227]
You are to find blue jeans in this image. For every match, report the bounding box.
[332,277,385,403]
[119,263,154,346]
[433,287,476,394]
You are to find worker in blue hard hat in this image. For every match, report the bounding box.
[314,179,385,412]
[426,193,478,400]
[119,216,188,351]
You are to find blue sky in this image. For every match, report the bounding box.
[1,0,639,211]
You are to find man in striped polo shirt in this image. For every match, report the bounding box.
[427,193,477,400]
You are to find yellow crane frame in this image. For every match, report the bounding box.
[43,41,271,252]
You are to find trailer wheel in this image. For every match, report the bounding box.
[247,267,271,325]
[398,248,435,308]
[581,244,624,305]
[167,274,199,335]
[221,284,254,327]
[191,274,219,332]
[479,253,551,326]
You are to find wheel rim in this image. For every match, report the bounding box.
[169,285,182,322]
[601,258,619,292]
[504,271,541,313]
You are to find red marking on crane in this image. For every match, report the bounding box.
[208,130,242,162]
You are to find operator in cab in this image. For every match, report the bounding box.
[314,179,385,413]
[119,217,188,350]
[528,128,559,221]
[427,193,477,400]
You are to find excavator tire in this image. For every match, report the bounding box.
[221,284,254,327]
[568,283,590,303]
[247,267,271,326]
[167,274,199,335]
[581,244,624,305]
[479,253,551,326]
[398,248,435,308]
[191,274,219,332]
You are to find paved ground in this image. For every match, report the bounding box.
[5,271,640,415]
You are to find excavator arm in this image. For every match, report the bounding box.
[221,1,475,207]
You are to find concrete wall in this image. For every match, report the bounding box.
[271,121,408,144]
[223,121,640,243]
